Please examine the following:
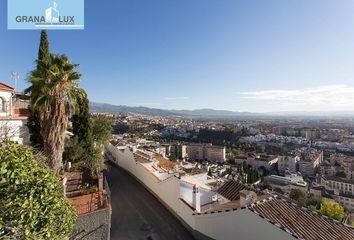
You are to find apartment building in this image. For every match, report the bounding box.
[329,154,354,180]
[235,153,278,171]
[319,176,354,209]
[0,82,29,144]
[169,144,187,160]
[187,143,225,162]
[290,148,323,177]
[278,155,300,174]
[321,176,354,196]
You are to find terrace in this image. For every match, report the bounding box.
[64,172,110,216]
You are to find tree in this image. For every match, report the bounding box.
[93,115,112,145]
[82,145,104,178]
[335,171,347,178]
[289,188,307,206]
[63,136,85,165]
[71,91,93,145]
[319,198,345,221]
[0,142,76,239]
[307,195,320,207]
[27,30,49,150]
[28,54,84,172]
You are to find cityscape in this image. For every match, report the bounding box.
[1,1,354,240]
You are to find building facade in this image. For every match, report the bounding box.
[0,82,29,144]
[278,155,299,174]
[187,143,225,162]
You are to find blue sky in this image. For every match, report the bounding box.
[1,0,354,112]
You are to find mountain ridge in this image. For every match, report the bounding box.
[89,102,261,117]
[89,102,354,118]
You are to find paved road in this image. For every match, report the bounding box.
[105,162,194,240]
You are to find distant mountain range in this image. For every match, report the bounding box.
[89,102,261,118]
[89,102,354,119]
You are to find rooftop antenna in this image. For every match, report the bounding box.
[10,71,19,92]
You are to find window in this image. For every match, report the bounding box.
[0,97,4,112]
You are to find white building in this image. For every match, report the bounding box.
[0,82,29,144]
[278,155,300,174]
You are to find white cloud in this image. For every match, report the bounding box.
[240,85,354,110]
[164,96,190,100]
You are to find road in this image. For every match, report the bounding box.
[105,162,195,240]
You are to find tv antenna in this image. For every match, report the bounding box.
[10,71,19,91]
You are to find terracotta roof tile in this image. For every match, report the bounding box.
[0,82,14,92]
[217,180,256,201]
[251,197,354,240]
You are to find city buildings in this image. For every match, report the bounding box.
[264,173,307,193]
[105,139,354,240]
[312,176,354,210]
[278,155,300,174]
[329,154,354,180]
[187,143,226,162]
[289,148,323,177]
[234,152,278,171]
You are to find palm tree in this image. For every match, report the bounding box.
[28,54,84,172]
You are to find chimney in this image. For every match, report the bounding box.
[192,184,201,212]
[240,190,257,207]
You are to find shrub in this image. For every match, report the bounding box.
[0,142,77,239]
[319,198,345,221]
[289,188,307,206]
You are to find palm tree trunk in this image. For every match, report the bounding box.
[42,92,69,172]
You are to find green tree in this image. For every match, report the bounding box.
[93,115,113,145]
[63,136,85,165]
[289,188,307,206]
[0,142,77,239]
[27,30,49,150]
[71,91,93,145]
[319,198,345,221]
[28,54,84,172]
[82,144,104,178]
[335,171,347,178]
[307,195,320,207]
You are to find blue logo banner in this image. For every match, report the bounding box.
[8,0,84,30]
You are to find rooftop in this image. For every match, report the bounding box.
[322,175,354,185]
[0,82,14,92]
[251,197,354,240]
[217,180,259,201]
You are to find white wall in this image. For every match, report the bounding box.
[180,181,215,206]
[105,143,295,240]
[0,119,29,144]
[195,209,294,240]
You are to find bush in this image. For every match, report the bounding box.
[306,195,320,207]
[319,198,345,221]
[335,171,347,178]
[289,188,307,206]
[0,142,77,239]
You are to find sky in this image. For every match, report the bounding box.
[1,0,354,113]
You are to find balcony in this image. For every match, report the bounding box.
[13,107,29,117]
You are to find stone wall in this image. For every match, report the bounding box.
[71,208,111,240]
